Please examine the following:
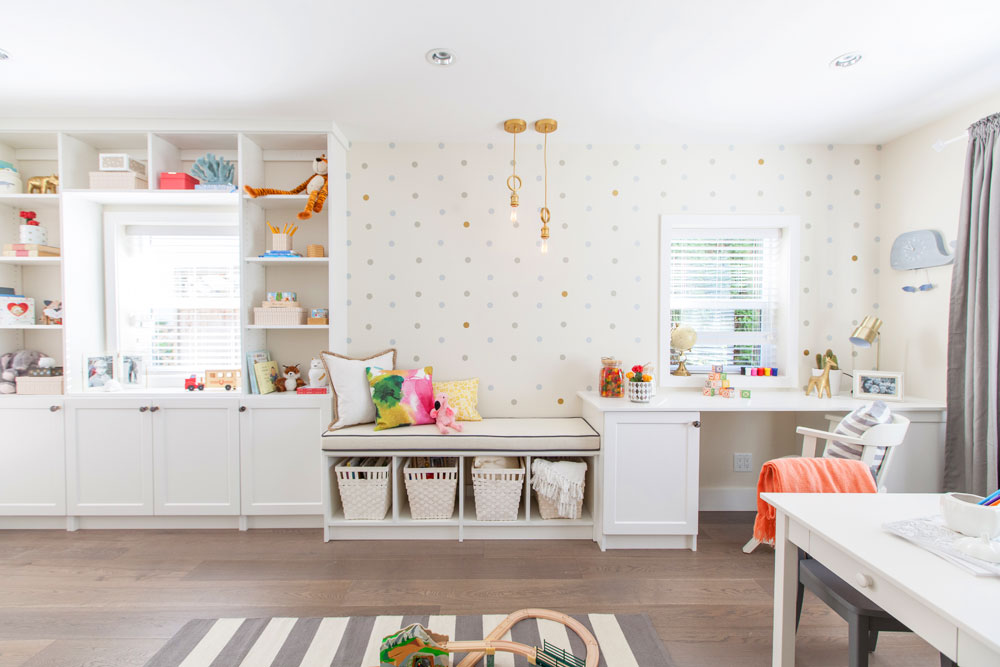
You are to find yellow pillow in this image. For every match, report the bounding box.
[432,378,482,421]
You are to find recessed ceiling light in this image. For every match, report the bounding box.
[426,48,455,66]
[830,51,863,68]
[0,49,10,62]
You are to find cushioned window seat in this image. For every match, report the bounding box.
[321,417,599,452]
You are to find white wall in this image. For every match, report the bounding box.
[879,92,1000,400]
[345,141,885,503]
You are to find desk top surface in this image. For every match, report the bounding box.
[578,390,946,413]
[762,492,998,656]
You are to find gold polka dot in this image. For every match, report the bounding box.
[758,158,765,165]
[612,189,619,196]
[557,398,564,405]
[463,221,470,228]
[803,349,810,356]
[463,322,470,328]
[851,255,858,261]
[362,194,370,201]
[561,290,568,297]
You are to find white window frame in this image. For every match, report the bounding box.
[659,214,800,389]
[103,209,241,387]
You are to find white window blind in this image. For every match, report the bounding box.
[669,227,781,372]
[116,228,240,377]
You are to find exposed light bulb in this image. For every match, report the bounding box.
[540,238,548,254]
[510,207,517,223]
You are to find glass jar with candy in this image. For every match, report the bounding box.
[600,356,625,398]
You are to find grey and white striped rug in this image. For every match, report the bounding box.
[145,613,674,667]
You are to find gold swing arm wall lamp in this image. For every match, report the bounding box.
[504,119,526,223]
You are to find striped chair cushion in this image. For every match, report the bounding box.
[823,400,891,477]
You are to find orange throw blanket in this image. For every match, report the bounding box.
[753,457,876,544]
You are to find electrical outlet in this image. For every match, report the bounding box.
[734,453,753,473]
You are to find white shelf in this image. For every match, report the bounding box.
[0,324,63,330]
[244,256,328,265]
[61,190,239,206]
[0,194,60,207]
[242,194,311,210]
[0,256,61,266]
[245,324,329,330]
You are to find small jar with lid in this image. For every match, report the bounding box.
[600,357,625,398]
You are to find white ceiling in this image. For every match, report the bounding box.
[3,0,1000,144]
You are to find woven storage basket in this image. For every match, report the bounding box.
[335,458,391,520]
[15,375,64,395]
[404,457,458,520]
[533,457,587,520]
[472,458,525,521]
[253,307,305,326]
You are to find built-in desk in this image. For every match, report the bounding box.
[579,390,946,550]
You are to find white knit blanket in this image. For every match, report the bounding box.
[531,459,587,517]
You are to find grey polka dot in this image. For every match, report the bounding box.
[511,322,518,329]
[412,161,418,167]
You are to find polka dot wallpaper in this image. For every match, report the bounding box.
[345,142,883,417]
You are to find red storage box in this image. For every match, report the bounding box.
[159,172,200,189]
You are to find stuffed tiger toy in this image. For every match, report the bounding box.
[244,155,328,220]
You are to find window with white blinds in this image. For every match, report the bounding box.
[668,227,783,373]
[115,227,240,380]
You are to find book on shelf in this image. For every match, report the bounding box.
[3,244,61,255]
[3,249,61,257]
[258,250,303,258]
[246,350,270,394]
[253,360,280,395]
[296,386,328,394]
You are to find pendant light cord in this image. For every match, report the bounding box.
[543,133,548,210]
[512,132,517,181]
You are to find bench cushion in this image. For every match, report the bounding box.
[321,417,599,452]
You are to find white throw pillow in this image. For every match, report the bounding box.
[823,400,891,476]
[321,349,396,430]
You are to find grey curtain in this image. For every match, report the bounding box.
[946,112,1000,495]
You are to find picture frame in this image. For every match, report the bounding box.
[853,370,904,401]
[119,353,145,388]
[85,354,115,390]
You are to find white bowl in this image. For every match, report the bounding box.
[940,492,1000,539]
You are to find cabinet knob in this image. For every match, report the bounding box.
[239,406,247,412]
[855,572,874,589]
[49,405,61,412]
[692,420,701,428]
[139,406,149,412]
[150,406,160,412]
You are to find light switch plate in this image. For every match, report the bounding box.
[734,452,753,473]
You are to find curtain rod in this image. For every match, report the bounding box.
[932,131,969,152]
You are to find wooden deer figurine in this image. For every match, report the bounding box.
[805,357,835,398]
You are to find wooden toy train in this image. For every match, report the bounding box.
[377,608,598,667]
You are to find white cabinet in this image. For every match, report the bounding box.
[602,411,700,547]
[239,402,325,515]
[152,399,240,515]
[0,400,66,515]
[66,399,153,515]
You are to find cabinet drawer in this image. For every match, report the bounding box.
[808,532,957,658]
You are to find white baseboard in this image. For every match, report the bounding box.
[0,515,323,531]
[700,486,758,511]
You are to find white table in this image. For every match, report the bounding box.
[762,493,1000,667]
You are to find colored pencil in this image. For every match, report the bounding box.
[978,489,1000,506]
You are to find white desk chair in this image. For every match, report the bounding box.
[742,413,910,554]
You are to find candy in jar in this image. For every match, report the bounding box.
[600,356,624,398]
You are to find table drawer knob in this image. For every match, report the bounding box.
[855,573,874,589]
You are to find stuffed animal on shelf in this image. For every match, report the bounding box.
[429,392,462,435]
[0,350,43,394]
[244,155,328,220]
[274,364,306,392]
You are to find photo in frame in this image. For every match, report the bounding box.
[120,354,145,387]
[853,370,904,401]
[85,354,115,389]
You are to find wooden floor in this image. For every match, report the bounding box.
[0,513,940,666]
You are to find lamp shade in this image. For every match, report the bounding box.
[849,315,883,347]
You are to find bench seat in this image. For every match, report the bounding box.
[321,417,599,452]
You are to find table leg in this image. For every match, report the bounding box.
[773,510,797,667]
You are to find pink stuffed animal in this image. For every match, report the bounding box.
[429,392,462,435]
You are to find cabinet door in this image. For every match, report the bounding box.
[152,399,240,515]
[240,404,324,515]
[0,402,66,515]
[603,411,700,535]
[66,399,153,515]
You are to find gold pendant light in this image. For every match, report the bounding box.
[535,118,557,254]
[503,119,526,224]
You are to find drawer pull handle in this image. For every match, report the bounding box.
[139,406,149,413]
[692,420,701,428]
[49,405,61,412]
[239,406,247,412]
[855,573,874,589]
[150,406,160,412]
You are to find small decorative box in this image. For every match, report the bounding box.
[267,291,297,303]
[90,171,148,190]
[310,308,329,318]
[0,295,34,325]
[159,172,200,189]
[19,224,47,245]
[307,317,329,325]
[99,153,147,177]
